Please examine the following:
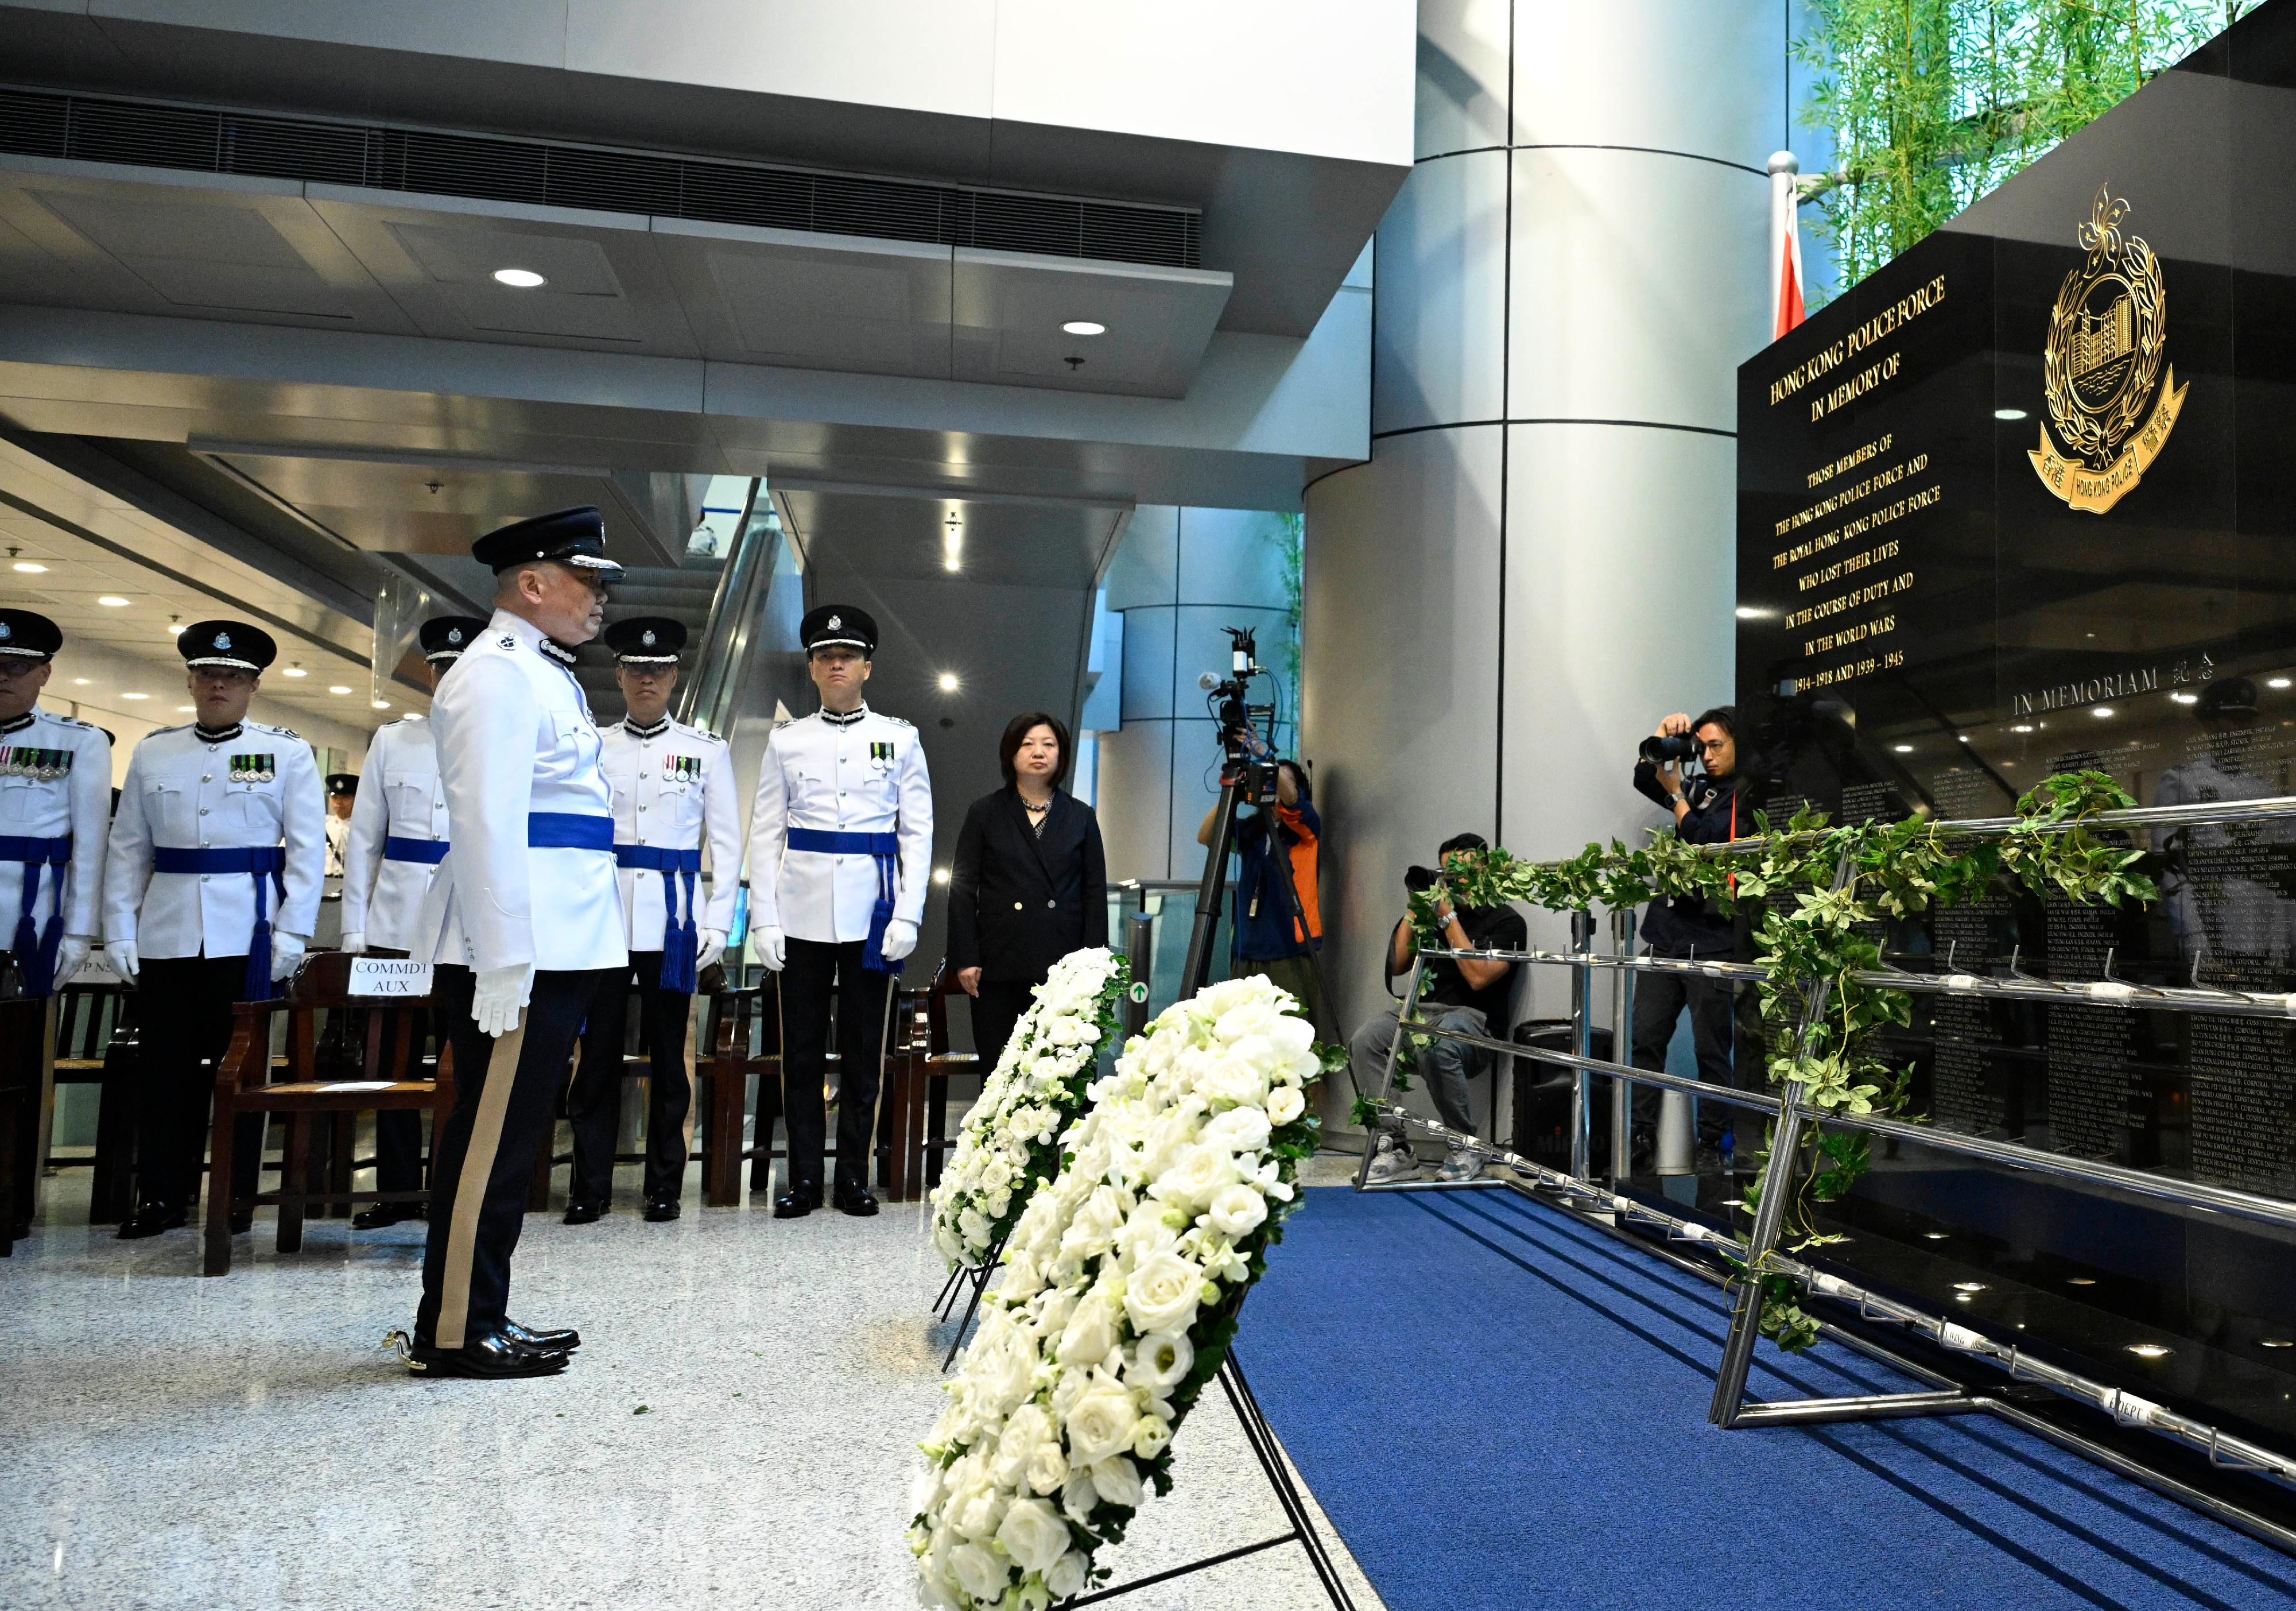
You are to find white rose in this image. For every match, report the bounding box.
[1201,1106,1271,1156]
[1025,1440,1068,1496]
[996,1496,1071,1577]
[993,1404,1055,1485]
[1200,1049,1271,1107]
[949,1541,1006,1602]
[1207,1182,1268,1239]
[1127,1329,1194,1391]
[1266,1085,1306,1126]
[1062,1374,1140,1466]
[1089,1455,1145,1509]
[953,1480,1006,1543]
[1150,1144,1238,1214]
[1269,1012,1315,1058]
[981,1156,1013,1192]
[1059,1467,1099,1523]
[1133,1414,1172,1459]
[1123,1249,1205,1335]
[1056,1290,1121,1367]
[974,1325,1039,1415]
[1045,1552,1088,1601]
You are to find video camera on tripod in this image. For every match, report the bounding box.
[1199,625,1281,806]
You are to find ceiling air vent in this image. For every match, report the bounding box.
[0,86,1201,271]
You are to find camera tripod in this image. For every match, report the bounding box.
[1178,765,1338,1037]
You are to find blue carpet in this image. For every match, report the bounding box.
[1242,1186,2296,1610]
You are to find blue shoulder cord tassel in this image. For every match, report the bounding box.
[863,847,902,975]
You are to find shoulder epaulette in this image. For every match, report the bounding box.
[877,714,914,729]
[51,713,95,729]
[150,722,192,737]
[252,721,302,741]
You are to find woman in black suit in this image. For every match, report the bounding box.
[947,711,1109,1071]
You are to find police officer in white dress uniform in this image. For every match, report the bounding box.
[747,604,932,1219]
[0,610,110,1002]
[0,609,111,1240]
[565,617,741,1224]
[395,509,625,1380]
[104,621,324,1240]
[324,773,356,876]
[338,614,488,1229]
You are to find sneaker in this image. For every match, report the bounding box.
[1364,1134,1421,1184]
[1438,1142,1485,1183]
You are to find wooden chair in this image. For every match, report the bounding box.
[876,962,977,1201]
[0,995,40,1254]
[203,951,455,1276]
[48,981,137,1223]
[700,977,781,1206]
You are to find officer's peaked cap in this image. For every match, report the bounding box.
[325,772,359,796]
[472,506,625,579]
[0,608,62,661]
[419,615,490,663]
[801,604,876,656]
[604,616,688,663]
[179,620,277,672]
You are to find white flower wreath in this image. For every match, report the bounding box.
[930,948,1130,1270]
[911,974,1328,1610]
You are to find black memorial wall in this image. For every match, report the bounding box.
[1736,2,2296,1454]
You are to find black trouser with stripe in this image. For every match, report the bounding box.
[567,951,692,1206]
[133,952,263,1215]
[779,937,891,1198]
[417,965,609,1349]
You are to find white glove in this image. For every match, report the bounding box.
[696,927,727,973]
[270,932,308,982]
[759,925,785,972]
[107,940,139,983]
[339,931,367,956]
[879,918,918,963]
[52,935,91,984]
[472,962,534,1037]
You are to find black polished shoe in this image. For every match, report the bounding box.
[229,1209,254,1234]
[773,1189,814,1219]
[352,1202,424,1230]
[503,1318,582,1352]
[642,1198,680,1223]
[562,1200,606,1226]
[116,1204,187,1240]
[404,1327,569,1379]
[833,1187,880,1218]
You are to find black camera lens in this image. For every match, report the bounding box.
[1640,733,1700,764]
[1404,865,1437,893]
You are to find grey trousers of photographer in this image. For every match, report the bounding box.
[1350,1004,1490,1137]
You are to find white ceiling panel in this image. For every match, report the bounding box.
[654,219,952,378]
[950,249,1230,398]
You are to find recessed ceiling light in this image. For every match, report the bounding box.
[2127,1342,2171,1359]
[2012,723,2034,733]
[2067,1277,2097,1286]
[166,623,185,634]
[1893,743,1913,753]
[119,691,147,700]
[96,595,130,607]
[1952,1281,1987,1292]
[11,560,45,573]
[2260,1339,2294,1349]
[71,677,89,686]
[176,704,194,712]
[372,699,390,710]
[328,685,352,695]
[1061,320,1106,336]
[283,667,307,677]
[1994,408,2028,421]
[492,268,546,289]
[932,866,951,886]
[937,672,959,693]
[2093,706,2113,718]
[2272,677,2292,690]
[1923,1232,1949,1240]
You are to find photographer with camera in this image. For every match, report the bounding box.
[1197,735,1331,1036]
[1353,832,1525,1184]
[1629,706,1753,1169]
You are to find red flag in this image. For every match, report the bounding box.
[1769,151,1806,339]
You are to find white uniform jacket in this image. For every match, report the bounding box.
[339,716,448,952]
[413,610,627,975]
[0,705,113,950]
[747,704,932,944]
[601,717,742,952]
[103,720,325,959]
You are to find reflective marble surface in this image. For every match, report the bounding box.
[0,1167,1384,1610]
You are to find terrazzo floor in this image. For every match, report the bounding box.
[0,1159,1383,1611]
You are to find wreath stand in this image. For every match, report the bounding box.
[935,1228,1011,1370]
[1057,1350,1357,1610]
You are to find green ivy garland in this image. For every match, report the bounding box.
[1370,769,2154,1350]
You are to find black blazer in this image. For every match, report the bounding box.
[947,786,1108,983]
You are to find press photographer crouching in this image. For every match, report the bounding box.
[1628,706,1754,1169]
[1354,833,1526,1184]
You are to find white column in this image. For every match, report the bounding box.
[1305,0,1786,1086]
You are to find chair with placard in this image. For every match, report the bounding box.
[201,950,454,1275]
[700,974,781,1206]
[48,978,137,1223]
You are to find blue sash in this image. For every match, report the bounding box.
[152,845,286,998]
[616,843,702,992]
[0,834,71,997]
[785,826,903,975]
[382,836,449,865]
[526,812,614,851]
